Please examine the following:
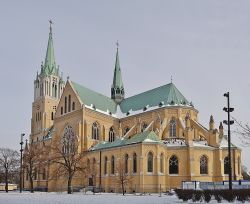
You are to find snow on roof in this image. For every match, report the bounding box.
[193,140,210,147]
[163,138,186,147]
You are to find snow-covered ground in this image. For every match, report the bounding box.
[0,191,248,204]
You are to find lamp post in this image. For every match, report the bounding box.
[20,133,25,193]
[223,92,234,190]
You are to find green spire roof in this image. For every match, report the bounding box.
[112,48,124,89]
[43,23,57,75]
[120,82,190,113]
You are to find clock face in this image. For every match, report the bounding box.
[36,104,40,110]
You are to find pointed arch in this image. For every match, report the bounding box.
[133,153,137,173]
[61,125,76,155]
[200,155,208,174]
[125,154,129,173]
[160,153,164,173]
[224,156,230,174]
[111,155,115,174]
[68,94,71,112]
[109,127,115,142]
[141,122,148,132]
[169,118,176,137]
[147,152,153,173]
[92,122,100,140]
[104,156,108,175]
[169,155,178,174]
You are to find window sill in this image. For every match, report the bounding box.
[169,174,179,176]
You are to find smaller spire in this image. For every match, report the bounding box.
[111,41,125,104]
[209,115,215,130]
[24,139,28,151]
[43,20,56,75]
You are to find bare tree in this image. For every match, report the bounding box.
[49,133,87,194]
[23,142,46,193]
[116,159,132,195]
[0,148,19,192]
[232,116,250,145]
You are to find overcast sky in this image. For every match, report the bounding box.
[0,0,249,167]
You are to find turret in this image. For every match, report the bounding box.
[209,115,215,130]
[219,122,224,138]
[111,42,125,104]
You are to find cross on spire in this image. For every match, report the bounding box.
[116,40,119,50]
[49,19,53,33]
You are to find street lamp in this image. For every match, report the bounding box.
[20,133,25,193]
[223,92,234,190]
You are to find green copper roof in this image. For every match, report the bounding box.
[71,81,117,114]
[112,48,124,89]
[43,24,57,75]
[120,83,189,113]
[91,131,160,151]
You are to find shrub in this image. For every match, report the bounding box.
[213,190,222,203]
[192,190,203,202]
[174,189,194,202]
[235,189,249,203]
[220,189,236,202]
[203,190,212,203]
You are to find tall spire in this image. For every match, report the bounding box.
[43,20,56,75]
[111,41,125,104]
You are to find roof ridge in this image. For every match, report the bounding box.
[124,83,172,100]
[72,81,114,102]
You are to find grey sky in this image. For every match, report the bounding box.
[0,0,249,167]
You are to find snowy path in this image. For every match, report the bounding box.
[0,192,248,204]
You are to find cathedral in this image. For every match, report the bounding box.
[24,23,242,193]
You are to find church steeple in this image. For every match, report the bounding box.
[33,21,64,101]
[42,20,57,76]
[111,42,125,104]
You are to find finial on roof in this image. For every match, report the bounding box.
[171,75,173,83]
[49,19,53,33]
[67,76,70,81]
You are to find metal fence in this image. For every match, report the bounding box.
[182,180,250,190]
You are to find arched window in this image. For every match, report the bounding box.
[55,85,57,98]
[133,153,137,173]
[224,156,230,174]
[92,122,99,140]
[125,154,129,173]
[68,95,71,112]
[169,118,176,137]
[72,102,75,111]
[109,127,115,142]
[104,157,108,175]
[200,155,208,174]
[42,168,46,180]
[62,125,76,155]
[61,107,63,115]
[169,155,178,174]
[160,153,164,173]
[51,112,54,120]
[87,158,90,171]
[64,97,67,113]
[111,156,115,174]
[141,122,148,132]
[147,152,153,173]
[238,156,241,175]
